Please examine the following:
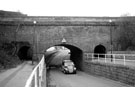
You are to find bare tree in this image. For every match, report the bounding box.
[117,17,135,51]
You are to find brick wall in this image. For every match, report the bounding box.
[83,61,135,86]
[0,25,112,53]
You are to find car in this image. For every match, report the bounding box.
[61,60,76,74]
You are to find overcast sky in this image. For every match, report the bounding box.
[0,0,135,17]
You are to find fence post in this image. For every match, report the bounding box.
[124,54,126,66]
[86,54,88,60]
[105,54,106,63]
[32,77,35,87]
[39,65,41,87]
[41,56,44,81]
[44,64,46,87]
[113,54,115,64]
[91,53,93,61]
[35,71,38,87]
[98,54,99,62]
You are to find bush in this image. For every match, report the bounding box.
[0,50,21,69]
[1,42,16,55]
[0,42,21,70]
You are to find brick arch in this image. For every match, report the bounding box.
[17,46,33,60]
[11,41,33,60]
[94,44,106,58]
[45,44,83,70]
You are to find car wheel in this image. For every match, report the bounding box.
[63,70,67,74]
[73,71,76,74]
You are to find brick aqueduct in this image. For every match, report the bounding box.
[0,16,135,69]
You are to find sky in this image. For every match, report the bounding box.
[0,0,135,17]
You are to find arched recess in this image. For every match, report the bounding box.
[94,44,106,58]
[17,46,33,60]
[45,44,83,70]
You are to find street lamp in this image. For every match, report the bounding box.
[109,20,113,62]
[15,23,20,42]
[33,21,37,24]
[32,21,37,65]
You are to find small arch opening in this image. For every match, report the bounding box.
[17,46,33,60]
[94,44,106,58]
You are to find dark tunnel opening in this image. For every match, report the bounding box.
[94,44,106,58]
[17,46,33,60]
[53,44,83,70]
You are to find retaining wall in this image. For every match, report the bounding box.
[83,61,135,86]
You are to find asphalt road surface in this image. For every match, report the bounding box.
[48,68,132,87]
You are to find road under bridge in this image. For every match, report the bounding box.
[45,49,132,87]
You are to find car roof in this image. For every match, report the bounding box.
[63,60,72,62]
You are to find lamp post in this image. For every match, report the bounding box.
[15,23,20,42]
[109,20,113,62]
[32,21,37,65]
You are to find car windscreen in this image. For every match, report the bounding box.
[64,62,74,66]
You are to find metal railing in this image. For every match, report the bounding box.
[84,53,135,66]
[25,55,46,87]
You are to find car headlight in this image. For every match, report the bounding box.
[74,67,76,70]
[65,68,68,70]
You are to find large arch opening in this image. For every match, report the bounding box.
[45,44,83,70]
[94,44,106,58]
[17,46,33,60]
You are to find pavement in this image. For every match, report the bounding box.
[0,61,35,87]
